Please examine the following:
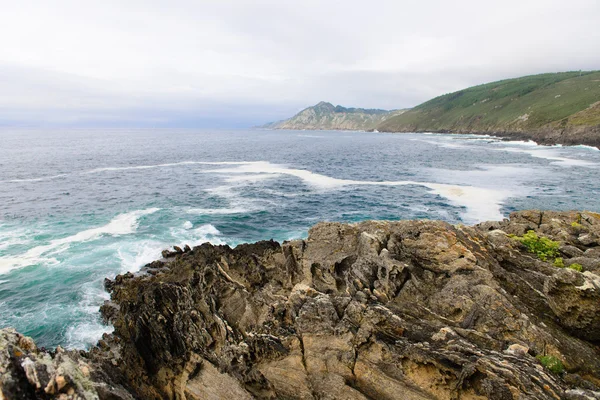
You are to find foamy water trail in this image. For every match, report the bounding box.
[202,161,510,222]
[0,208,160,275]
[497,147,596,167]
[2,174,68,183]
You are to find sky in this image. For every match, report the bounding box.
[0,0,599,127]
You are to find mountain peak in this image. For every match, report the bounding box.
[313,101,336,111]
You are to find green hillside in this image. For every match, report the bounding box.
[261,101,406,131]
[378,71,600,146]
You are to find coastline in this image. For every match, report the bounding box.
[259,126,600,149]
[2,210,600,399]
[377,126,600,150]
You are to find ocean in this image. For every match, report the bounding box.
[0,128,599,349]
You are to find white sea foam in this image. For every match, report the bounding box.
[498,147,596,167]
[499,140,539,146]
[417,139,469,149]
[0,280,7,284]
[298,134,325,138]
[0,232,32,251]
[65,321,113,350]
[64,279,114,349]
[2,174,68,183]
[573,144,600,151]
[0,208,160,275]
[183,220,193,229]
[169,223,224,247]
[116,239,165,273]
[202,161,510,222]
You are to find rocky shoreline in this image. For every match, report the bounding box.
[2,210,600,399]
[376,127,600,149]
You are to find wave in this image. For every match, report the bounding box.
[116,239,165,274]
[65,321,113,350]
[167,223,224,252]
[0,208,160,275]
[573,144,600,152]
[65,281,113,349]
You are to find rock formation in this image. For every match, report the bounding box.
[2,210,600,399]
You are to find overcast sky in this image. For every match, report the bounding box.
[1,0,599,127]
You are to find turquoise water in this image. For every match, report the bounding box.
[0,128,599,349]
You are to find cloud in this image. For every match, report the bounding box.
[0,0,598,126]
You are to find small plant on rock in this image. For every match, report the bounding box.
[536,355,565,374]
[553,257,565,268]
[513,230,560,261]
[568,263,583,272]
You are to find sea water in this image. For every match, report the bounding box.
[0,128,599,348]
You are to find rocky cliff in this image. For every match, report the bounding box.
[3,210,600,399]
[261,102,405,131]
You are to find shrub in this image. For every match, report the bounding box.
[569,263,583,272]
[513,231,560,261]
[571,221,583,229]
[553,258,565,268]
[536,355,565,374]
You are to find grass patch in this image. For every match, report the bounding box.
[536,355,565,374]
[512,231,560,261]
[569,263,583,272]
[554,257,565,268]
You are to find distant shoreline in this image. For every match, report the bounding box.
[260,127,600,150]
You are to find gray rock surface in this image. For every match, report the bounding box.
[2,210,600,399]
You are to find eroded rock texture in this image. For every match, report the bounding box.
[3,210,600,399]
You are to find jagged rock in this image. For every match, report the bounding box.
[2,210,600,399]
[0,328,102,399]
[544,269,600,341]
[566,256,600,272]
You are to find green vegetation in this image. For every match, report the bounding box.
[569,263,583,272]
[512,231,560,261]
[553,258,584,272]
[377,71,600,133]
[536,355,565,374]
[553,257,565,268]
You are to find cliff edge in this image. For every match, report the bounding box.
[2,210,600,399]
